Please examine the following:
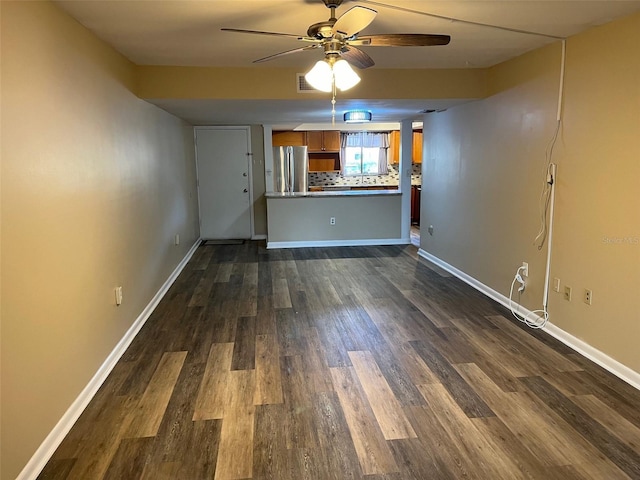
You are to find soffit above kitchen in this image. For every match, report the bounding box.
[147,98,465,128]
[54,0,640,126]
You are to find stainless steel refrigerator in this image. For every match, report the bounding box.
[273,146,309,193]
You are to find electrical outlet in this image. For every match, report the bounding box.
[428,225,434,235]
[564,286,572,301]
[521,262,529,277]
[329,217,336,225]
[553,278,560,292]
[584,289,592,305]
[115,286,123,306]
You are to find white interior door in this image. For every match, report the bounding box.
[196,127,252,239]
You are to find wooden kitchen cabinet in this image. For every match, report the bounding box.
[307,130,340,152]
[272,130,306,146]
[411,185,421,225]
[412,130,423,164]
[389,130,400,164]
[306,131,324,151]
[308,151,341,171]
[389,130,422,163]
[308,157,339,172]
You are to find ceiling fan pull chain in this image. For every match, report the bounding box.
[331,79,337,125]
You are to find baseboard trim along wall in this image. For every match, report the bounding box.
[267,238,411,249]
[18,238,202,480]
[252,234,267,240]
[417,248,640,391]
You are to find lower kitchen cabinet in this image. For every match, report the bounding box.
[411,186,421,225]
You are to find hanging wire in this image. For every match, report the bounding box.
[331,76,337,126]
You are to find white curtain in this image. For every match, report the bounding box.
[340,132,362,175]
[364,132,389,175]
[340,132,390,175]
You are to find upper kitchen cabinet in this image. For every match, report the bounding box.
[272,130,307,147]
[389,131,400,164]
[307,130,340,152]
[389,130,423,164]
[412,130,423,164]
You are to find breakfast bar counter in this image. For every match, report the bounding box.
[265,189,401,198]
[265,190,406,248]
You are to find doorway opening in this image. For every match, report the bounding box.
[410,183,421,247]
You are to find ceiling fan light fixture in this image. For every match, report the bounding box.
[332,59,360,91]
[344,110,372,123]
[305,58,361,93]
[305,60,333,92]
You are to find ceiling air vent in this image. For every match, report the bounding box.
[296,74,316,93]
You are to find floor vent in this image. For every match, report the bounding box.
[296,74,316,93]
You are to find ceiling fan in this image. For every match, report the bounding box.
[221,0,451,70]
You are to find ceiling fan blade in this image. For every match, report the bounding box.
[353,34,451,47]
[253,44,320,64]
[341,46,375,69]
[332,6,377,37]
[221,28,303,39]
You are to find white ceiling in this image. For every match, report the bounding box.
[54,0,640,126]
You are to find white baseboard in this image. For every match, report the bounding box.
[417,248,640,391]
[17,238,202,480]
[252,234,267,240]
[542,323,640,390]
[267,237,411,249]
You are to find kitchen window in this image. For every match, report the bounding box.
[340,132,389,176]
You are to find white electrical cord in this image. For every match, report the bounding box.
[509,266,549,329]
[511,39,566,330]
[533,131,559,249]
[534,40,565,250]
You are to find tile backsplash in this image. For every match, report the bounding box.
[308,164,422,187]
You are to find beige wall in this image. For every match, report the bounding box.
[136,65,487,101]
[266,195,402,244]
[421,13,640,372]
[0,2,200,478]
[2,1,637,476]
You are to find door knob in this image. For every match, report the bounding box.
[243,188,248,193]
[243,172,247,177]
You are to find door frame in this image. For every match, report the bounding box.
[194,126,255,239]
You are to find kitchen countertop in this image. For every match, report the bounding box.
[265,190,402,198]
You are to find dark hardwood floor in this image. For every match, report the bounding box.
[39,241,640,479]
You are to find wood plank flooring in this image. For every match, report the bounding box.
[39,241,640,480]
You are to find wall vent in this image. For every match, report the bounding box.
[296,74,316,93]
